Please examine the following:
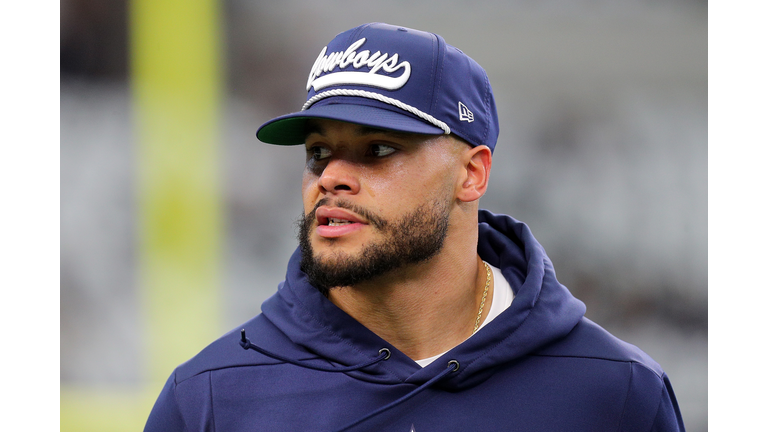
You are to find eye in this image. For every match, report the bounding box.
[309,146,332,161]
[369,144,396,157]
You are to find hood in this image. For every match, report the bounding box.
[259,209,586,390]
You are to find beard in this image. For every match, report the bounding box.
[298,197,451,296]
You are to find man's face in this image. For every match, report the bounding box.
[298,119,466,293]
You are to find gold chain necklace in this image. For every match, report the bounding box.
[473,262,491,334]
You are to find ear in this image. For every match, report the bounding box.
[456,145,492,203]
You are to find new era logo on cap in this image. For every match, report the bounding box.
[256,23,500,153]
[458,102,474,123]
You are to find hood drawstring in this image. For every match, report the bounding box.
[240,329,391,372]
[330,360,459,432]
[239,329,461,432]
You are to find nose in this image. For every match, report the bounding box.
[317,158,361,195]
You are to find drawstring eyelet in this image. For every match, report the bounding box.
[378,348,391,360]
[329,355,462,432]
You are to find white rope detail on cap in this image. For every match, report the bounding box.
[302,89,451,135]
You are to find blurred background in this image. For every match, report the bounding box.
[60,0,707,430]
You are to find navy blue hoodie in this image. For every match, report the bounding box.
[144,211,685,431]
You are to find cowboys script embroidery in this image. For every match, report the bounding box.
[307,38,411,91]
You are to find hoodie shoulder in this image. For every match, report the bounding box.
[535,317,664,377]
[173,311,289,384]
[533,318,685,431]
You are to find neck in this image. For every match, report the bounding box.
[327,236,493,361]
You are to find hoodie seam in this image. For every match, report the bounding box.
[177,360,321,383]
[208,371,217,432]
[629,359,666,380]
[648,382,667,432]
[171,371,191,432]
[530,353,657,367]
[617,362,633,432]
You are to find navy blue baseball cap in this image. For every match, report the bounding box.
[257,23,500,152]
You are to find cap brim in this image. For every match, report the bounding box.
[257,104,445,145]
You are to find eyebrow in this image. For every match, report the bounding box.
[303,122,414,142]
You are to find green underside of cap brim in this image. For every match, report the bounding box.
[257,117,311,146]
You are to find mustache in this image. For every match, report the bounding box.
[307,197,388,230]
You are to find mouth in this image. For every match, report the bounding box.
[314,206,367,238]
[327,218,354,227]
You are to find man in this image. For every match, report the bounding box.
[145,23,685,431]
